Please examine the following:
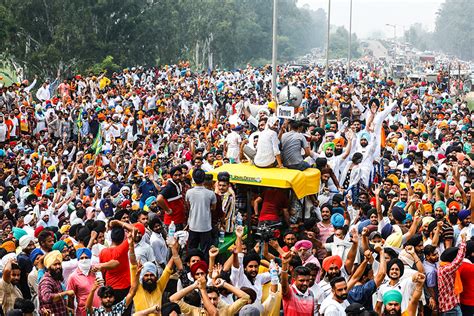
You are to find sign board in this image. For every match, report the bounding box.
[277,105,295,119]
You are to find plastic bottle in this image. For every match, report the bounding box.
[219,229,225,245]
[236,212,243,227]
[269,259,279,284]
[168,221,176,239]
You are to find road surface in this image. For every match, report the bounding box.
[362,40,389,59]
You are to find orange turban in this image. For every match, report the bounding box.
[322,255,343,272]
[448,201,461,211]
[333,138,345,147]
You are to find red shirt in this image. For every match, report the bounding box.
[283,285,314,316]
[161,181,186,225]
[459,261,474,306]
[258,189,288,222]
[99,239,130,290]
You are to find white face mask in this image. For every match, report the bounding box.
[78,259,91,275]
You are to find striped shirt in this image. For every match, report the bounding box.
[283,284,314,316]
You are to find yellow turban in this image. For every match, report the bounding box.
[387,174,399,185]
[59,225,71,235]
[396,144,404,151]
[423,204,433,214]
[268,101,276,111]
[385,232,402,248]
[413,182,426,194]
[399,182,408,190]
[44,250,63,269]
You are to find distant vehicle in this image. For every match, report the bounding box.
[391,64,406,78]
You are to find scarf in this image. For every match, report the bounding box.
[440,261,463,295]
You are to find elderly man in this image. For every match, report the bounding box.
[67,248,101,316]
[294,240,321,282]
[38,250,75,315]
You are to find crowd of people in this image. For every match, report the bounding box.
[0,59,473,316]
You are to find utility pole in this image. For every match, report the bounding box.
[271,0,278,100]
[325,0,331,82]
[347,0,352,78]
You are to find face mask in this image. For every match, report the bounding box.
[78,258,92,275]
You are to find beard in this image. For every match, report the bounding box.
[327,270,341,281]
[335,293,348,301]
[383,309,401,316]
[142,279,157,293]
[448,213,458,225]
[325,152,333,158]
[50,268,64,282]
[335,149,343,156]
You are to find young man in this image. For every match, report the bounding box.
[98,220,135,315]
[281,252,315,316]
[381,273,425,316]
[38,250,75,315]
[0,258,23,312]
[185,168,217,260]
[86,268,139,316]
[67,248,101,315]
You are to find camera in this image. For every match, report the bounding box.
[252,223,281,242]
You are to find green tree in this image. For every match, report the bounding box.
[434,0,474,60]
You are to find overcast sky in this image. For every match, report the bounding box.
[297,0,445,38]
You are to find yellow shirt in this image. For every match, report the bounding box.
[130,264,172,314]
[217,296,250,315]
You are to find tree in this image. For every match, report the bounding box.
[434,0,474,60]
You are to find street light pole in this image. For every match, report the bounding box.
[385,23,396,42]
[271,0,278,100]
[347,0,352,78]
[325,0,331,82]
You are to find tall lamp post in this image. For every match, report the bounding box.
[325,0,331,82]
[347,0,353,78]
[385,23,396,42]
[271,0,278,100]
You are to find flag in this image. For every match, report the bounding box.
[76,107,84,129]
[91,125,103,155]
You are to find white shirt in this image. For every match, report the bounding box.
[319,295,349,316]
[254,129,280,167]
[150,232,169,265]
[0,122,7,142]
[36,85,50,101]
[134,238,155,264]
[376,277,413,312]
[225,131,241,160]
[230,254,271,302]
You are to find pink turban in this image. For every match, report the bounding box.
[294,240,313,251]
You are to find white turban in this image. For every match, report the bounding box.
[19,235,34,250]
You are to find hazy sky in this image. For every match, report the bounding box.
[297,0,445,38]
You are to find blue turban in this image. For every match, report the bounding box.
[52,240,67,252]
[381,223,393,240]
[360,131,371,142]
[458,209,471,221]
[29,248,44,263]
[434,201,447,214]
[76,248,92,259]
[140,262,158,282]
[145,196,157,207]
[358,219,371,234]
[332,207,344,216]
[12,227,27,241]
[331,213,345,228]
